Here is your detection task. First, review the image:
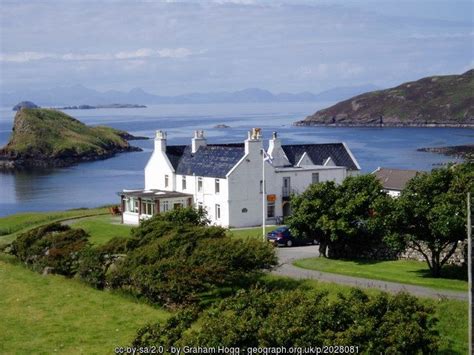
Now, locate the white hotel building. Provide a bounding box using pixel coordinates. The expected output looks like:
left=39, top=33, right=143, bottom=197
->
left=120, top=128, right=360, bottom=227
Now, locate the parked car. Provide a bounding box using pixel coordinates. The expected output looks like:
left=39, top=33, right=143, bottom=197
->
left=266, top=226, right=318, bottom=247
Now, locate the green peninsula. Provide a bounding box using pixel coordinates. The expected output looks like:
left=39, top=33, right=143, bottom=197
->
left=0, top=108, right=145, bottom=169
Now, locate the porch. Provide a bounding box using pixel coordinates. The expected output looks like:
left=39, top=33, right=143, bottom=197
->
left=119, top=189, right=194, bottom=225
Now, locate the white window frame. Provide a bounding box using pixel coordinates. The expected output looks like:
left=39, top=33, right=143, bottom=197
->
left=182, top=176, right=186, bottom=190
left=267, top=202, right=275, bottom=218
left=215, top=178, right=220, bottom=194
left=165, top=174, right=169, bottom=188
left=198, top=177, right=203, bottom=192
left=162, top=200, right=169, bottom=212
left=312, top=172, right=320, bottom=184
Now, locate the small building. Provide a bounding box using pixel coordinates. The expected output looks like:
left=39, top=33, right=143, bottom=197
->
left=120, top=128, right=361, bottom=227
left=372, top=167, right=419, bottom=197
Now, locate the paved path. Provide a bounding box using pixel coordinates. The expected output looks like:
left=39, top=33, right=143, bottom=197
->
left=273, top=245, right=468, bottom=301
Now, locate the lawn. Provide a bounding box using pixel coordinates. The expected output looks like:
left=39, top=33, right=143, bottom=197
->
left=71, top=215, right=133, bottom=245
left=0, top=254, right=170, bottom=354
left=227, top=225, right=276, bottom=240
left=294, top=257, right=467, bottom=292
left=0, top=207, right=109, bottom=243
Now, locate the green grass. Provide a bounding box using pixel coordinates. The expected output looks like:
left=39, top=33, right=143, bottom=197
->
left=0, top=207, right=109, bottom=241
left=227, top=226, right=276, bottom=240
left=71, top=215, right=133, bottom=245
left=0, top=254, right=170, bottom=354
left=294, top=257, right=467, bottom=292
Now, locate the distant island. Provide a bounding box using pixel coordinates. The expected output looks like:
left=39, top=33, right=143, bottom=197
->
left=214, top=124, right=231, bottom=129
left=0, top=108, right=147, bottom=169
left=58, top=104, right=147, bottom=110
left=12, top=101, right=39, bottom=111
left=295, top=70, right=474, bottom=127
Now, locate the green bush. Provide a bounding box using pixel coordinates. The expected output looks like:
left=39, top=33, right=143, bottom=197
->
left=134, top=288, right=439, bottom=354
left=76, top=247, right=110, bottom=289
left=97, top=236, right=129, bottom=254
left=9, top=223, right=89, bottom=276
left=109, top=223, right=277, bottom=306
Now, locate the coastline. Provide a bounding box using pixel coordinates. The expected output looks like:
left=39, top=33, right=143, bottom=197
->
left=293, top=121, right=474, bottom=128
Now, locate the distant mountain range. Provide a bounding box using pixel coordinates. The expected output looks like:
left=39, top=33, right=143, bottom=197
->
left=0, top=84, right=379, bottom=107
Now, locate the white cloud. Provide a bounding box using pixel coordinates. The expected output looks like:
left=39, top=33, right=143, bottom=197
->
left=0, top=48, right=198, bottom=63
left=295, top=62, right=364, bottom=79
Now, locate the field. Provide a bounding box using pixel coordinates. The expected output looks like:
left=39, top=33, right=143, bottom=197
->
left=0, top=254, right=169, bottom=355
left=0, top=212, right=468, bottom=354
left=294, top=257, right=467, bottom=292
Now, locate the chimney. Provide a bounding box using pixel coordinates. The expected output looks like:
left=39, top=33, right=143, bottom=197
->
left=155, top=130, right=167, bottom=151
left=268, top=131, right=289, bottom=167
left=245, top=128, right=263, bottom=155
left=192, top=130, right=206, bottom=153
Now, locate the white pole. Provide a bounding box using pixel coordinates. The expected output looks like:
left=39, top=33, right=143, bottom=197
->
left=262, top=148, right=266, bottom=241
left=468, top=191, right=472, bottom=355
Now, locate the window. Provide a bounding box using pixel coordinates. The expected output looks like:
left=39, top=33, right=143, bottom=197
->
left=198, top=177, right=203, bottom=192
left=259, top=180, right=263, bottom=193
left=215, top=204, right=221, bottom=219
left=162, top=200, right=169, bottom=212
left=215, top=179, right=220, bottom=194
left=267, top=202, right=275, bottom=218
left=312, top=172, right=319, bottom=184
left=182, top=176, right=186, bottom=190
left=165, top=175, right=169, bottom=188
left=134, top=199, right=139, bottom=213
left=173, top=203, right=183, bottom=209
left=142, top=201, right=155, bottom=216
left=198, top=202, right=203, bottom=212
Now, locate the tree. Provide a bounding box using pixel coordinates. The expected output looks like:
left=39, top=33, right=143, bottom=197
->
left=288, top=175, right=392, bottom=258
left=387, top=163, right=473, bottom=277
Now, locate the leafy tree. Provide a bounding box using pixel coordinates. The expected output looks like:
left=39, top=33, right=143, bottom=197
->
left=288, top=175, right=392, bottom=258
left=134, top=287, right=439, bottom=354
left=387, top=163, right=473, bottom=277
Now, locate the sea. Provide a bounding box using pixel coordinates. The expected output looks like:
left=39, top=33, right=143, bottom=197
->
left=0, top=102, right=472, bottom=217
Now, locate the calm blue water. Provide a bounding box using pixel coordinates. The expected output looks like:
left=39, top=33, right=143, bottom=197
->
left=0, top=103, right=472, bottom=217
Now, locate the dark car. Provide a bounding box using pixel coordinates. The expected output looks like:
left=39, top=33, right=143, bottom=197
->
left=266, top=226, right=318, bottom=247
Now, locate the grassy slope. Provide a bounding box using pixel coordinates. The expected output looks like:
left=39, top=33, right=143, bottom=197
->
left=0, top=207, right=109, bottom=241
left=304, top=69, right=474, bottom=124
left=71, top=215, right=134, bottom=245
left=294, top=257, right=467, bottom=292
left=1, top=108, right=131, bottom=158
left=0, top=255, right=169, bottom=355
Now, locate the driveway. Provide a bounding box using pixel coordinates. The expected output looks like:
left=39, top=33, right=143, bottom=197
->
left=273, top=245, right=468, bottom=301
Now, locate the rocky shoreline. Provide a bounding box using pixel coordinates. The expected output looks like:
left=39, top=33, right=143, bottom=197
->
left=294, top=121, right=474, bottom=128
left=0, top=145, right=142, bottom=170
left=417, top=144, right=474, bottom=159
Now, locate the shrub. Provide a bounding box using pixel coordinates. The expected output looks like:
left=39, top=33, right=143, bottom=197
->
left=76, top=247, right=110, bottom=289
left=134, top=288, right=439, bottom=354
left=108, top=223, right=277, bottom=306
left=97, top=236, right=129, bottom=254
left=10, top=223, right=89, bottom=276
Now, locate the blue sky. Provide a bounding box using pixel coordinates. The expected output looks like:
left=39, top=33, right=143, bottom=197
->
left=1, top=0, right=473, bottom=95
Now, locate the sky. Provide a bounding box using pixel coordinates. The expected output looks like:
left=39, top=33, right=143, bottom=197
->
left=0, top=0, right=473, bottom=95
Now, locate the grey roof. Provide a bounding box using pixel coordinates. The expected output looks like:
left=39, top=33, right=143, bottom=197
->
left=121, top=189, right=193, bottom=200
left=373, top=168, right=419, bottom=191
left=167, top=144, right=245, bottom=178
left=165, top=142, right=359, bottom=178
left=281, top=143, right=359, bottom=170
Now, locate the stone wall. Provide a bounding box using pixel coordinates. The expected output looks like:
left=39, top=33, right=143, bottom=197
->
left=399, top=241, right=467, bottom=266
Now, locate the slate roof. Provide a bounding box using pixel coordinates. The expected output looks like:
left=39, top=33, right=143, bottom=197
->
left=165, top=142, right=359, bottom=178
left=166, top=144, right=245, bottom=178
left=121, top=189, right=193, bottom=200
left=281, top=143, right=359, bottom=170
left=373, top=168, right=419, bottom=191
